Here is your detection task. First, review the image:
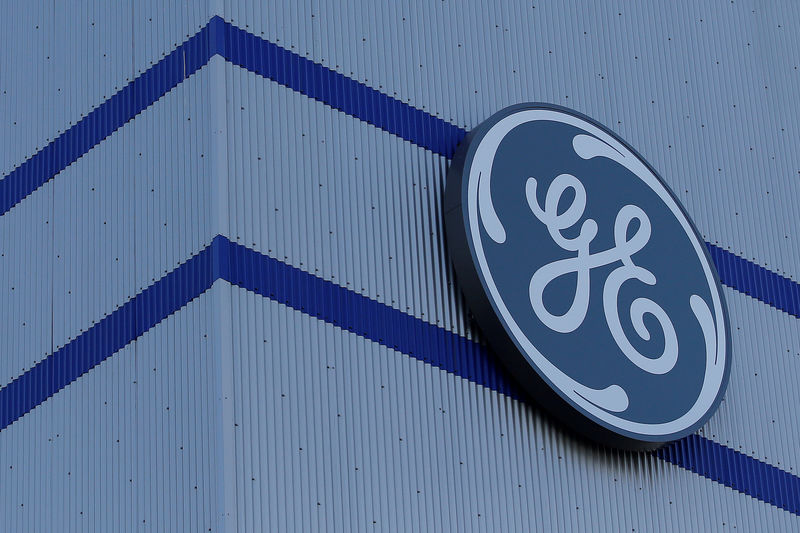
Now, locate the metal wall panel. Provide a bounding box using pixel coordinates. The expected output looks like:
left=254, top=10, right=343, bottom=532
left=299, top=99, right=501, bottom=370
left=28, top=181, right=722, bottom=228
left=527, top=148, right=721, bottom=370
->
left=0, top=3, right=225, bottom=531
left=221, top=63, right=800, bottom=477
left=222, top=63, right=466, bottom=340
left=0, top=69, right=216, bottom=390
left=52, top=70, right=215, bottom=356
left=226, top=283, right=796, bottom=532
left=0, top=293, right=221, bottom=532
left=704, top=287, right=800, bottom=470
left=0, top=179, right=54, bottom=387
left=225, top=0, right=800, bottom=281
left=0, top=1, right=212, bottom=176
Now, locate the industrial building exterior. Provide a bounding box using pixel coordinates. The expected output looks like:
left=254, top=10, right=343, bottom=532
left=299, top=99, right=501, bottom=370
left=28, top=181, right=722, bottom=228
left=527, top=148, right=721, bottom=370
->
left=1, top=2, right=799, bottom=531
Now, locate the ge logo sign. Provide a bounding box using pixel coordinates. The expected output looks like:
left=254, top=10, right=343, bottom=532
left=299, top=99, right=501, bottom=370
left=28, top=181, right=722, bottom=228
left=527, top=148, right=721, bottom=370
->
left=444, top=103, right=731, bottom=449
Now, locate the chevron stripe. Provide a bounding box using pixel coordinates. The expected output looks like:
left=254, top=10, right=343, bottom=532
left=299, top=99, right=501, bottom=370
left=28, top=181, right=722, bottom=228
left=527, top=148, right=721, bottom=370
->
left=1, top=16, right=799, bottom=515
left=0, top=235, right=798, bottom=515
left=0, top=22, right=213, bottom=215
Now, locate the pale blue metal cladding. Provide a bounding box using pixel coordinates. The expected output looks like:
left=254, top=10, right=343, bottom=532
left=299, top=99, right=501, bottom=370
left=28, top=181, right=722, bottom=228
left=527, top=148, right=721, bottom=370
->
left=0, top=1, right=797, bottom=523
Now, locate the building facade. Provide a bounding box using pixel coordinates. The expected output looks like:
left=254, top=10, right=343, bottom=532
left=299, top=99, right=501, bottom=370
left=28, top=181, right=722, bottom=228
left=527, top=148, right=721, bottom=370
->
left=1, top=2, right=799, bottom=531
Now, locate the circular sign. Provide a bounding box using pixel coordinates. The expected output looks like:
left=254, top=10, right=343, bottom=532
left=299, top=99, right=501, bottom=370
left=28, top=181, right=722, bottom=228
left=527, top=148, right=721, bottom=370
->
left=444, top=103, right=731, bottom=449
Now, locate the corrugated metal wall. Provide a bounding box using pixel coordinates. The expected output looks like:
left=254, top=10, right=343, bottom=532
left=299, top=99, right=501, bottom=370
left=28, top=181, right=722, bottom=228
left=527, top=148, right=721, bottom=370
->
left=0, top=3, right=222, bottom=532
left=1, top=1, right=799, bottom=531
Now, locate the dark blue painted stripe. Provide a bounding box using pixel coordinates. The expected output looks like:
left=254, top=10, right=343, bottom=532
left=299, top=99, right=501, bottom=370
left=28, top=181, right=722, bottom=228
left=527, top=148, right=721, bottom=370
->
left=1, top=235, right=798, bottom=515
left=0, top=21, right=214, bottom=216
left=212, top=17, right=464, bottom=158
left=2, top=16, right=798, bottom=319
left=0, top=243, right=216, bottom=430
left=658, top=435, right=800, bottom=514
left=217, top=236, right=517, bottom=397
left=707, top=243, right=800, bottom=318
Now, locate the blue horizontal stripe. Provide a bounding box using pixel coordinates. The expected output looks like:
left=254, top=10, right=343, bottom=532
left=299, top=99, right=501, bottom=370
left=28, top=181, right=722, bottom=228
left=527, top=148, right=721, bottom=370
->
left=1, top=236, right=798, bottom=515
left=1, top=16, right=799, bottom=514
